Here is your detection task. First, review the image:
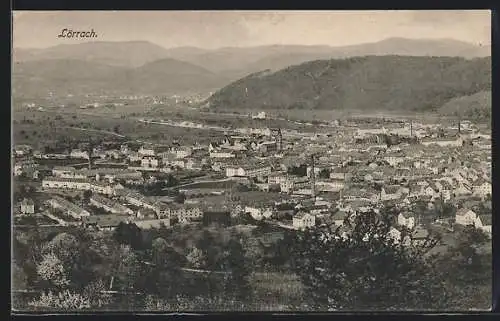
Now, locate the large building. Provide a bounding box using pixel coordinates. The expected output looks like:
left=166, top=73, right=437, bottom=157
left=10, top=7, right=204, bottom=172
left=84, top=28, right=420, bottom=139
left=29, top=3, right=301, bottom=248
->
left=280, top=176, right=310, bottom=193
left=42, top=177, right=91, bottom=191
left=225, top=163, right=272, bottom=178
left=89, top=194, right=134, bottom=215
left=47, top=196, right=90, bottom=219
left=293, top=212, right=316, bottom=230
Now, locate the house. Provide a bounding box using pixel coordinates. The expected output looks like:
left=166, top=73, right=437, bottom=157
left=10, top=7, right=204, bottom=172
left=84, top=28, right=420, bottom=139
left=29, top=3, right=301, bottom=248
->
left=244, top=206, right=273, bottom=221
left=472, top=179, right=491, bottom=199
left=421, top=137, right=463, bottom=147
left=47, top=196, right=90, bottom=219
left=329, top=170, right=347, bottom=180
left=115, top=188, right=158, bottom=212
left=306, top=204, right=330, bottom=215
left=225, top=163, right=272, bottom=178
left=384, top=153, right=406, bottom=167
left=454, top=182, right=473, bottom=196
left=343, top=199, right=374, bottom=214
left=141, top=156, right=161, bottom=169
left=268, top=172, right=288, bottom=185
left=14, top=145, right=33, bottom=157
left=230, top=204, right=244, bottom=218
left=474, top=214, right=492, bottom=236
left=82, top=215, right=128, bottom=231
left=171, top=146, right=192, bottom=159
left=397, top=212, right=416, bottom=230
left=280, top=176, right=310, bottom=193
left=89, top=194, right=134, bottom=215
left=293, top=212, right=316, bottom=230
left=169, top=204, right=203, bottom=223
left=423, top=184, right=439, bottom=198
left=343, top=188, right=377, bottom=203
left=137, top=208, right=157, bottom=219
left=210, top=151, right=235, bottom=159
left=315, top=180, right=345, bottom=192
left=89, top=181, right=115, bottom=196
left=70, top=149, right=90, bottom=159
left=258, top=141, right=278, bottom=154
left=138, top=145, right=158, bottom=157
left=434, top=180, right=453, bottom=201
left=20, top=198, right=35, bottom=214
left=455, top=208, right=478, bottom=226
left=42, top=177, right=91, bottom=191
left=133, top=218, right=171, bottom=229
left=52, top=166, right=76, bottom=177
left=411, top=226, right=429, bottom=246
left=387, top=227, right=411, bottom=246
left=252, top=111, right=266, bottom=120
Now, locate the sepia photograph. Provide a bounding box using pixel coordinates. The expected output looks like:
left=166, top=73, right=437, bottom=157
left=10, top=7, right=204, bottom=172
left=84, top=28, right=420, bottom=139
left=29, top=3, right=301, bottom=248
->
left=11, top=10, right=492, bottom=312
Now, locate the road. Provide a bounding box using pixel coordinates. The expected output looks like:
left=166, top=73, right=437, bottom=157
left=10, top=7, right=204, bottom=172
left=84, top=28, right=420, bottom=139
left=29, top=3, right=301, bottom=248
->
left=163, top=177, right=237, bottom=190
left=62, top=126, right=126, bottom=138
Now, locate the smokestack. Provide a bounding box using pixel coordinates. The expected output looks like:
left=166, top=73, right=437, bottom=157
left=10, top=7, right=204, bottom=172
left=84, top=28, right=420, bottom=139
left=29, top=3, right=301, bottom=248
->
left=410, top=120, right=413, bottom=137
left=311, top=154, right=316, bottom=201
left=88, top=143, right=93, bottom=170
left=278, top=128, right=282, bottom=151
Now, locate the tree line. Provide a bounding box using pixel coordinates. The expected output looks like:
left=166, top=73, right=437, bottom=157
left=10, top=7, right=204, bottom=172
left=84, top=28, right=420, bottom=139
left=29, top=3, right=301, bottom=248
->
left=12, top=205, right=491, bottom=311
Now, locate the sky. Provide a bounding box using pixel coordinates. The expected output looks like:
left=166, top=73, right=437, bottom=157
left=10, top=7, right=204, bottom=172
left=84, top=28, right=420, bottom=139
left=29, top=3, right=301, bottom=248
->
left=12, top=10, right=491, bottom=49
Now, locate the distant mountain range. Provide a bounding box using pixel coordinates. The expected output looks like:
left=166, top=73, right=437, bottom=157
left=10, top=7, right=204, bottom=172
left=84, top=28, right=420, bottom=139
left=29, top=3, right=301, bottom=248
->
left=12, top=57, right=230, bottom=97
left=13, top=41, right=171, bottom=68
left=12, top=38, right=491, bottom=97
left=207, top=56, right=491, bottom=114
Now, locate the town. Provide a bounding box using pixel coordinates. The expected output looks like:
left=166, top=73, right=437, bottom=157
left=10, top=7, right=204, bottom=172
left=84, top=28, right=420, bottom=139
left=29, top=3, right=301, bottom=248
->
left=13, top=115, right=491, bottom=238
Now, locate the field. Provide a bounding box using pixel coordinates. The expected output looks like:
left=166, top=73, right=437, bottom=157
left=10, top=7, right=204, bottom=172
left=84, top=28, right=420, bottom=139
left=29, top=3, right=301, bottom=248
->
left=249, top=272, right=305, bottom=308
left=12, top=108, right=224, bottom=148
left=14, top=214, right=60, bottom=226
left=178, top=180, right=240, bottom=190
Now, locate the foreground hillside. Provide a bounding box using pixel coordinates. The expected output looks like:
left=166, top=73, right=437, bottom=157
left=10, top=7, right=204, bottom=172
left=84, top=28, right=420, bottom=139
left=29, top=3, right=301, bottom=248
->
left=207, top=56, right=491, bottom=113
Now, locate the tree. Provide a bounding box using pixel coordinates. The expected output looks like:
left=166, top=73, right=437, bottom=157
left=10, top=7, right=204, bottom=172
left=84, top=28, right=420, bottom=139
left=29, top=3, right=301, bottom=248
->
left=114, top=222, right=144, bottom=250
left=186, top=247, right=206, bottom=269
left=220, top=239, right=251, bottom=300
left=288, top=164, right=307, bottom=177
left=175, top=193, right=186, bottom=204
left=435, top=199, right=456, bottom=219
left=36, top=252, right=70, bottom=288
left=287, top=209, right=447, bottom=310
left=116, top=247, right=144, bottom=290
left=151, top=237, right=169, bottom=267
left=12, top=263, right=28, bottom=290
left=83, top=190, right=92, bottom=202
left=29, top=290, right=91, bottom=310
left=43, top=233, right=80, bottom=267
left=83, top=279, right=113, bottom=308
left=430, top=225, right=491, bottom=310
left=243, top=239, right=265, bottom=269
left=318, top=169, right=330, bottom=179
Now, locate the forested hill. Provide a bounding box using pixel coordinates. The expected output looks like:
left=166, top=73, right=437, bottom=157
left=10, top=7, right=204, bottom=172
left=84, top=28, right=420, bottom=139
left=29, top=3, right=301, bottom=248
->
left=438, top=90, right=491, bottom=121
left=206, top=56, right=491, bottom=113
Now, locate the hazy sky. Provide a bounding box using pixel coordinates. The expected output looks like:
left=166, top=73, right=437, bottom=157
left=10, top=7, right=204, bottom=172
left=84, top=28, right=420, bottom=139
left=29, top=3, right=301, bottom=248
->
left=13, top=10, right=491, bottom=49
